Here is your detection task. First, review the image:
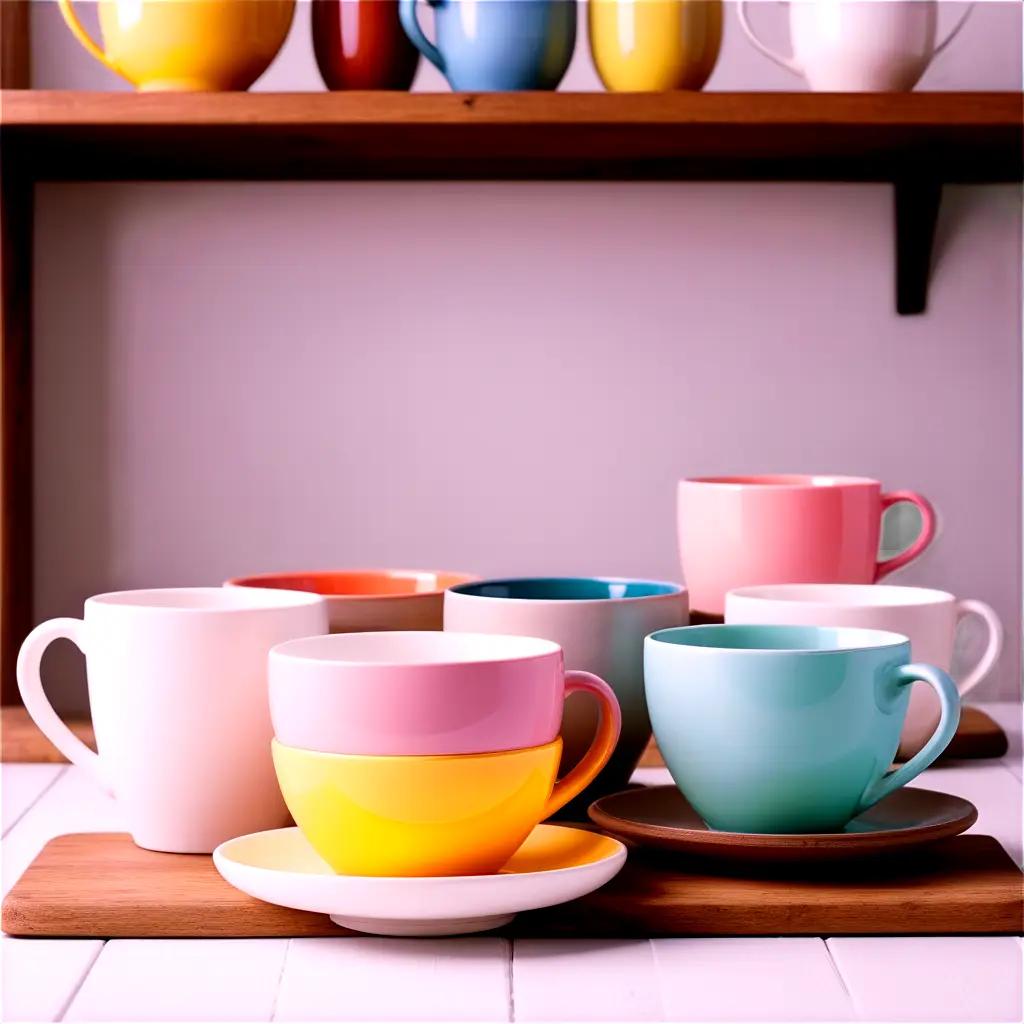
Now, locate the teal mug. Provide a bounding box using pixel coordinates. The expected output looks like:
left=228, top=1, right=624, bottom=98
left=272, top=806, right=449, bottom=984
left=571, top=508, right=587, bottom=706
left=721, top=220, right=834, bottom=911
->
left=644, top=625, right=960, bottom=834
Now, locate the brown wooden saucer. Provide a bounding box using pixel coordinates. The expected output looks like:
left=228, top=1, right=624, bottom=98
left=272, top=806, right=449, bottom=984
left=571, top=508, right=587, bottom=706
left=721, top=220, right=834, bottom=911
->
left=588, top=785, right=978, bottom=864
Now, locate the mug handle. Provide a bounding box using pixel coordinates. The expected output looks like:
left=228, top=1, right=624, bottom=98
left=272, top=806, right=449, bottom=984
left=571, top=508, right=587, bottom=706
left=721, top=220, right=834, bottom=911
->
left=736, top=1, right=801, bottom=75
left=874, top=491, right=936, bottom=580
left=935, top=3, right=974, bottom=57
left=56, top=0, right=122, bottom=78
left=17, top=618, right=109, bottom=793
left=543, top=670, right=622, bottom=818
left=955, top=598, right=1003, bottom=696
left=399, top=0, right=446, bottom=74
left=855, top=663, right=959, bottom=814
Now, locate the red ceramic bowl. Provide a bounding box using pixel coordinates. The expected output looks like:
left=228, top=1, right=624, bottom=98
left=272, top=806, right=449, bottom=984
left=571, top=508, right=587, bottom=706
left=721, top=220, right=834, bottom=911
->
left=225, top=570, right=477, bottom=633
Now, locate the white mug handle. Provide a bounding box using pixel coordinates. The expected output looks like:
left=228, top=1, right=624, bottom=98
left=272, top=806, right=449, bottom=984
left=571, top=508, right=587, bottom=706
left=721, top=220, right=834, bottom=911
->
left=736, top=0, right=801, bottom=75
left=954, top=598, right=1003, bottom=697
left=934, top=3, right=973, bottom=57
left=17, top=618, right=109, bottom=793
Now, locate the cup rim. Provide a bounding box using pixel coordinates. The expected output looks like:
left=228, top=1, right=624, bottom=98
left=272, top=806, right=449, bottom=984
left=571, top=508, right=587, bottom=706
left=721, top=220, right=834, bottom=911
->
left=225, top=569, right=478, bottom=600
left=85, top=587, right=325, bottom=614
left=726, top=583, right=955, bottom=608
left=679, top=474, right=880, bottom=489
left=647, top=623, right=909, bottom=654
left=271, top=630, right=562, bottom=667
left=447, top=576, right=686, bottom=604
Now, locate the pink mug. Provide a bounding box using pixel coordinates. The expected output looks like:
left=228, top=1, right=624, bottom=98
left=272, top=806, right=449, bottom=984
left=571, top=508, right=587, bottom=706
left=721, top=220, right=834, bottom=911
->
left=678, top=475, right=936, bottom=615
left=269, top=630, right=622, bottom=758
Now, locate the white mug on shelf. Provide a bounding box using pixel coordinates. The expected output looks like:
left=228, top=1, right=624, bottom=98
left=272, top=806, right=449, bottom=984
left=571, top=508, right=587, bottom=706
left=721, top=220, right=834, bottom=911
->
left=737, top=0, right=973, bottom=92
left=725, top=583, right=1002, bottom=759
left=17, top=587, right=328, bottom=853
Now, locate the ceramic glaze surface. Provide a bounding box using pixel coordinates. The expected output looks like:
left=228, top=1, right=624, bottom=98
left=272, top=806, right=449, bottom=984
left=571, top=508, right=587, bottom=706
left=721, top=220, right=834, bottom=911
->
left=644, top=625, right=960, bottom=833
left=738, top=0, right=972, bottom=92
left=677, top=476, right=936, bottom=615
left=726, top=584, right=1003, bottom=759
left=269, top=630, right=620, bottom=756
left=58, top=0, right=296, bottom=91
left=399, top=0, right=576, bottom=91
left=589, top=0, right=722, bottom=91
left=445, top=578, right=687, bottom=805
left=312, top=0, right=419, bottom=90
left=226, top=569, right=475, bottom=633
left=213, top=823, right=626, bottom=936
left=273, top=738, right=587, bottom=876
left=16, top=588, right=328, bottom=853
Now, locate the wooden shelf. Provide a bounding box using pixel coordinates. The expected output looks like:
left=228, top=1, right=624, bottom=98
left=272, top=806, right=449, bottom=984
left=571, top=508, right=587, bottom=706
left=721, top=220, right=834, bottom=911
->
left=2, top=90, right=1021, bottom=182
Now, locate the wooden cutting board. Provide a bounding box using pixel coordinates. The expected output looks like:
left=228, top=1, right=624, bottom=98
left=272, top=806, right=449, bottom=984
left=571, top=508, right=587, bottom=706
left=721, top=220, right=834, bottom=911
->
left=4, top=832, right=1021, bottom=938
left=639, top=705, right=1008, bottom=768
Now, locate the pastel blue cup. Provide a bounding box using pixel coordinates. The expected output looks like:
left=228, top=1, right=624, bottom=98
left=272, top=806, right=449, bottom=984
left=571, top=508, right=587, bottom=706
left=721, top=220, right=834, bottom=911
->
left=399, top=0, right=576, bottom=91
left=644, top=625, right=960, bottom=834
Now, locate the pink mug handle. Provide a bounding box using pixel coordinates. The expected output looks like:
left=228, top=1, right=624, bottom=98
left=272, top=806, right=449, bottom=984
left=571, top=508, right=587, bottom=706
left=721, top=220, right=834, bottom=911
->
left=875, top=491, right=936, bottom=580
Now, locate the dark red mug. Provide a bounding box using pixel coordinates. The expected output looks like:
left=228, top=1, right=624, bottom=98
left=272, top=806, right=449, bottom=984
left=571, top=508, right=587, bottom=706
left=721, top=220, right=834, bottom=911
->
left=312, top=0, right=420, bottom=90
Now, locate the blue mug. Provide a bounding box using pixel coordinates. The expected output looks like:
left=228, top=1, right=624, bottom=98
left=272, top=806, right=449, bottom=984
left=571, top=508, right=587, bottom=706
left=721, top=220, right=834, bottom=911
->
left=644, top=624, right=960, bottom=834
left=399, top=0, right=576, bottom=91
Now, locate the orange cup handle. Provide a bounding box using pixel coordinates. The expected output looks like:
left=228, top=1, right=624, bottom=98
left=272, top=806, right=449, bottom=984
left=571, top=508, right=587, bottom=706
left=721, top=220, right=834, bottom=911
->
left=543, top=670, right=622, bottom=818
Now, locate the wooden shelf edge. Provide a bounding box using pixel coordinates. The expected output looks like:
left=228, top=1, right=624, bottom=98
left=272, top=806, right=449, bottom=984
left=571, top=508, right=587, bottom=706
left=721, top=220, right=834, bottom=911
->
left=3, top=90, right=1022, bottom=129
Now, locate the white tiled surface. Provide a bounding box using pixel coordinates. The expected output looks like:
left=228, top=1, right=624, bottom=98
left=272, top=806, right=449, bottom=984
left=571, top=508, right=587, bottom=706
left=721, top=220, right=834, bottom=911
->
left=826, top=937, right=1024, bottom=1023
left=2, top=703, right=1020, bottom=1022
left=64, top=940, right=289, bottom=1022
left=513, top=939, right=662, bottom=1021
left=0, top=938, right=102, bottom=1022
left=275, top=938, right=512, bottom=1022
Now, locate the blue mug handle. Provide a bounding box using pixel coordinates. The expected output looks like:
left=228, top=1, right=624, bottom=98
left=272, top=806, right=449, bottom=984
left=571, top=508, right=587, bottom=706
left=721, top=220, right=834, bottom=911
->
left=399, top=0, right=445, bottom=74
left=855, top=663, right=960, bottom=814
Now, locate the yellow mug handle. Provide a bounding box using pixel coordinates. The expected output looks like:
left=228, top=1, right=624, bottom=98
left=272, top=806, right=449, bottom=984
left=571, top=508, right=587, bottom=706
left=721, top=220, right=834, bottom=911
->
left=57, top=0, right=122, bottom=77
left=543, top=670, right=622, bottom=818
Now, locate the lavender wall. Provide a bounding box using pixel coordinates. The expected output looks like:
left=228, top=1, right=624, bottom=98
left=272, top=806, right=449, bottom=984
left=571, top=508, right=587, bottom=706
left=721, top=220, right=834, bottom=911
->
left=31, top=2, right=1022, bottom=710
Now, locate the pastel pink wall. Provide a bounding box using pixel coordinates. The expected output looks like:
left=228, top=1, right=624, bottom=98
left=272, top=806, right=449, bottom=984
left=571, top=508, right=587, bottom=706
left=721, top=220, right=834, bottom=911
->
left=30, top=2, right=1022, bottom=710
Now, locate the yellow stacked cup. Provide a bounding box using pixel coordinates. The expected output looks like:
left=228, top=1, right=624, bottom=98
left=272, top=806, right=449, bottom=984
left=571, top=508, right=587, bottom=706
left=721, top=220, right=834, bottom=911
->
left=268, top=631, right=622, bottom=876
left=589, top=0, right=722, bottom=92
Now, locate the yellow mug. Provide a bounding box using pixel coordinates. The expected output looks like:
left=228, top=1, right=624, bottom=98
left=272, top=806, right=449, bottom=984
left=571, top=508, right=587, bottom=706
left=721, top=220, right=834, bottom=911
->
left=589, top=0, right=722, bottom=92
left=272, top=736, right=615, bottom=876
left=57, top=0, right=296, bottom=91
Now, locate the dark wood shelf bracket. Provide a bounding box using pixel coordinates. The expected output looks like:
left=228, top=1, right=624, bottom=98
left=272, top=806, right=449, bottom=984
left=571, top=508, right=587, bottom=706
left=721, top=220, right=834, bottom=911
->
left=895, top=178, right=943, bottom=316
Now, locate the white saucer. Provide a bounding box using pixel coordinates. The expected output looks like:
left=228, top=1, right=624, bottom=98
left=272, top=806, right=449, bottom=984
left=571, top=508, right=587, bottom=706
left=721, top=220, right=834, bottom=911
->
left=213, top=823, right=626, bottom=936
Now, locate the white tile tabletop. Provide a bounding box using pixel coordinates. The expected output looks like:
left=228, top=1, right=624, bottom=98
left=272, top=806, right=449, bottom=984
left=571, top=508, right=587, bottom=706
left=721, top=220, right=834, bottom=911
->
left=2, top=702, right=1020, bottom=1022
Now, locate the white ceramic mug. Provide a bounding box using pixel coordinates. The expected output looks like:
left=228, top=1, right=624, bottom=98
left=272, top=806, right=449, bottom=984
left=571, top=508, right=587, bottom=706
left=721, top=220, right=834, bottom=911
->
left=725, top=584, right=1002, bottom=758
left=737, top=0, right=972, bottom=92
left=17, top=588, right=328, bottom=853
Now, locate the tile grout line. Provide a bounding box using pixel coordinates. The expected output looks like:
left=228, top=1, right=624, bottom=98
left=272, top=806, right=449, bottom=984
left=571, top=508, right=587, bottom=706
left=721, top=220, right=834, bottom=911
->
left=2, top=765, right=69, bottom=839
left=646, top=938, right=671, bottom=1022
left=506, top=938, right=515, bottom=1022
left=822, top=938, right=862, bottom=1022
left=56, top=938, right=107, bottom=1022
left=269, top=937, right=293, bottom=1022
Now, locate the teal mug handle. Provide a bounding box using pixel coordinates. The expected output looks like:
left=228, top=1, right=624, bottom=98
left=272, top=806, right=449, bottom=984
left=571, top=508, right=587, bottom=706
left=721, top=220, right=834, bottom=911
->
left=856, top=663, right=960, bottom=814
left=399, top=0, right=445, bottom=73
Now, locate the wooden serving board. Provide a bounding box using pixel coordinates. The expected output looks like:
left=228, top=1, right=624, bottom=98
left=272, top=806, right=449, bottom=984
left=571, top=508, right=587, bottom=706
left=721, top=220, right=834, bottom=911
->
left=4, top=832, right=1021, bottom=939
left=640, top=705, right=1008, bottom=769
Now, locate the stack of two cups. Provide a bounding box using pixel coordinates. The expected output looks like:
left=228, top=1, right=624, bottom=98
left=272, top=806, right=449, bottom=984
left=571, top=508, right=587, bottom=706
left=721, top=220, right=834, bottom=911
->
left=269, top=631, right=623, bottom=877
